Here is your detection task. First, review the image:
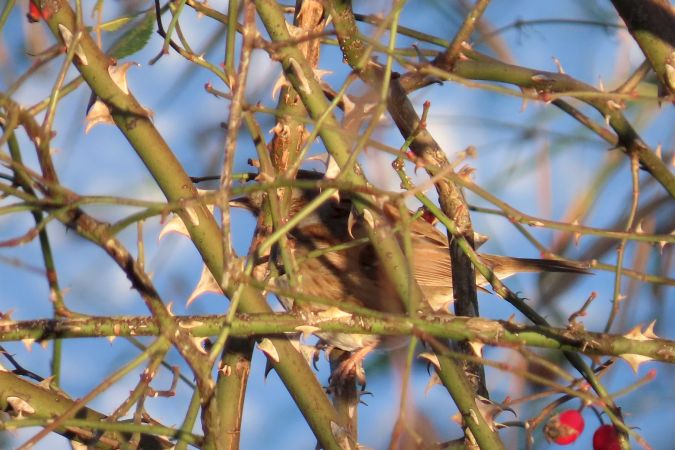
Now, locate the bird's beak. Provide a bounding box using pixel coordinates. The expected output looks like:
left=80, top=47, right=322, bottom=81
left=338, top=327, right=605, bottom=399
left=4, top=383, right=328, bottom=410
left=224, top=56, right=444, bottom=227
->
left=228, top=196, right=255, bottom=212
left=228, top=190, right=266, bottom=214
left=229, top=197, right=253, bottom=211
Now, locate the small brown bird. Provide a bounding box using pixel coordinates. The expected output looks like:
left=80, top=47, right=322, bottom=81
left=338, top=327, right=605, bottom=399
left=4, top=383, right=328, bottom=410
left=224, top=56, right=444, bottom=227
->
left=231, top=173, right=589, bottom=378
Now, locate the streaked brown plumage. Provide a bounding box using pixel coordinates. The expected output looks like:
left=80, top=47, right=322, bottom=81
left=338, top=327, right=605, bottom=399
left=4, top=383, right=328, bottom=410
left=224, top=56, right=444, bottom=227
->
left=232, top=175, right=589, bottom=352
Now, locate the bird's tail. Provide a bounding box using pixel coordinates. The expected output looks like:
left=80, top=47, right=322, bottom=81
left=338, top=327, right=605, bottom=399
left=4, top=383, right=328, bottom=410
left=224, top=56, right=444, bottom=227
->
left=483, top=255, right=592, bottom=276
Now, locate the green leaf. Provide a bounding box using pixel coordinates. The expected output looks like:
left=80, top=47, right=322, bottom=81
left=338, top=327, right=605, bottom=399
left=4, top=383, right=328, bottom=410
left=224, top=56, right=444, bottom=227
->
left=99, top=16, right=135, bottom=32
left=107, top=10, right=155, bottom=59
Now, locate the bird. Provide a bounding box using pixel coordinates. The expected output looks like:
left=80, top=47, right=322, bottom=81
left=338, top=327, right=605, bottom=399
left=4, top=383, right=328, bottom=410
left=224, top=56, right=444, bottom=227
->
left=230, top=172, right=590, bottom=383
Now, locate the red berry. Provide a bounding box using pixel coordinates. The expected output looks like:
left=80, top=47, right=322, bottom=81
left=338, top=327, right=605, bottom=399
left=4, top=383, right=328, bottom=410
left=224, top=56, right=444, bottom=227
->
left=27, top=2, right=42, bottom=22
left=544, top=409, right=585, bottom=445
left=593, top=424, right=621, bottom=450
